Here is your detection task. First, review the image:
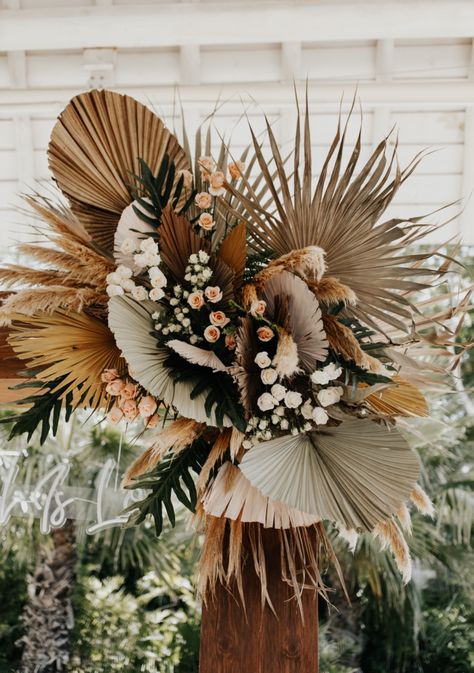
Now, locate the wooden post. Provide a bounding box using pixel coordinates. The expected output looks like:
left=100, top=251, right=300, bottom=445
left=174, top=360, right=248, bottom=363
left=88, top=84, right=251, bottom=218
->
left=200, top=526, right=319, bottom=673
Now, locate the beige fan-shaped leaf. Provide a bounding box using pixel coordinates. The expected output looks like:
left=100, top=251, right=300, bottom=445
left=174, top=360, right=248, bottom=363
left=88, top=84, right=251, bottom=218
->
left=166, top=339, right=227, bottom=372
left=114, top=201, right=154, bottom=268
left=8, top=311, right=125, bottom=409
left=203, top=462, right=320, bottom=529
left=261, top=271, right=328, bottom=370
left=48, top=90, right=188, bottom=250
left=364, top=377, right=429, bottom=417
left=240, top=418, right=420, bottom=531
left=108, top=295, right=232, bottom=426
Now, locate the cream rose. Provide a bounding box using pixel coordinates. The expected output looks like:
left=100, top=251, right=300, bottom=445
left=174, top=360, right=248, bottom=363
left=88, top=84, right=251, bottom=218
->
left=324, top=362, right=342, bottom=381
left=198, top=212, right=215, bottom=231
left=106, top=379, right=125, bottom=396
left=317, top=386, right=343, bottom=407
left=284, top=391, right=303, bottom=409
left=301, top=399, right=313, bottom=420
left=257, top=392, right=277, bottom=412
left=138, top=395, right=158, bottom=418
left=310, top=369, right=330, bottom=385
left=120, top=382, right=138, bottom=400
left=209, top=311, right=229, bottom=327
left=228, top=161, right=245, bottom=180
left=122, top=399, right=138, bottom=421
left=254, top=351, right=272, bottom=368
left=312, top=407, right=329, bottom=425
left=195, top=192, right=212, bottom=209
left=204, top=325, right=221, bottom=343
left=106, top=406, right=123, bottom=424
left=120, top=238, right=136, bottom=255
left=149, top=267, right=167, bottom=287
left=188, top=290, right=205, bottom=309
left=250, top=300, right=266, bottom=317
left=204, top=286, right=223, bottom=303
left=261, top=368, right=278, bottom=385
left=209, top=171, right=226, bottom=196
left=131, top=286, right=148, bottom=301
left=107, top=284, right=124, bottom=298
left=257, top=326, right=274, bottom=342
left=270, top=384, right=286, bottom=401
left=177, top=169, right=193, bottom=188
left=149, top=288, right=165, bottom=301
left=101, top=368, right=119, bottom=383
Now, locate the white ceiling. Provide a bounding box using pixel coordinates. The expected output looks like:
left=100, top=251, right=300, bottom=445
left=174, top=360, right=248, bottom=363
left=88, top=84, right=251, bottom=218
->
left=0, top=0, right=473, bottom=252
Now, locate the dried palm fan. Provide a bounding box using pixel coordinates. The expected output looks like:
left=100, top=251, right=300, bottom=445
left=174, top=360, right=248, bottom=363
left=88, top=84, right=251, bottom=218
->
left=363, top=377, right=429, bottom=417
left=48, top=89, right=189, bottom=251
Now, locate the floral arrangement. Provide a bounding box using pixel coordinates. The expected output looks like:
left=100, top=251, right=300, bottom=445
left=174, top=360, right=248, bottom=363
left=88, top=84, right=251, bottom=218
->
left=0, top=90, right=469, bottom=605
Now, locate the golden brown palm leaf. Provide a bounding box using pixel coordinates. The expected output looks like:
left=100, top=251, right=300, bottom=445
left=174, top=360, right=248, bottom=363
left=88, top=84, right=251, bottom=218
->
left=8, top=311, right=124, bottom=408
left=364, top=377, right=429, bottom=417
left=224, top=98, right=443, bottom=332
left=48, top=89, right=189, bottom=251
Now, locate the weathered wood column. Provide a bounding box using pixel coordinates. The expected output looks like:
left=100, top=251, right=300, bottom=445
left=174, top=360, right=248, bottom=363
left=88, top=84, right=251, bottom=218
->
left=200, top=526, right=319, bottom=673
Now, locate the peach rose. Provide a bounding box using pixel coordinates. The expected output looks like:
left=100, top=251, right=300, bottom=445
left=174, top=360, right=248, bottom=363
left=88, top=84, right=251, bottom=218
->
left=188, top=290, right=205, bottom=310
left=106, top=406, right=123, bottom=424
left=204, top=325, right=221, bottom=343
left=195, top=192, right=212, bottom=209
left=120, top=382, right=138, bottom=400
left=198, top=212, right=215, bottom=231
left=106, top=379, right=125, bottom=396
left=204, top=286, right=223, bottom=303
left=146, top=413, right=160, bottom=429
left=225, top=334, right=236, bottom=350
left=209, top=171, right=226, bottom=196
left=257, top=326, right=274, bottom=341
left=122, top=399, right=138, bottom=422
left=177, top=169, right=193, bottom=188
left=250, top=300, right=266, bottom=317
left=209, top=310, right=229, bottom=327
left=138, top=395, right=158, bottom=418
left=228, top=161, right=245, bottom=180
left=101, top=368, right=119, bottom=383
left=199, top=156, right=215, bottom=173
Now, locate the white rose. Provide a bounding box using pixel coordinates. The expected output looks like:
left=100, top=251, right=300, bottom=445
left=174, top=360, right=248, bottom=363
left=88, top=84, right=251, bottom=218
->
left=116, top=265, right=133, bottom=279
left=149, top=287, right=165, bottom=301
left=275, top=406, right=285, bottom=417
left=312, top=407, right=329, bottom=425
left=120, top=238, right=136, bottom=255
left=121, top=278, right=136, bottom=292
left=280, top=418, right=289, bottom=430
left=270, top=384, right=286, bottom=401
left=261, top=368, right=278, bottom=385
left=317, top=386, right=343, bottom=407
left=182, top=318, right=191, bottom=327
left=284, top=391, right=303, bottom=409
left=131, top=286, right=148, bottom=301
left=143, top=252, right=161, bottom=267
left=107, top=284, right=124, bottom=297
left=199, top=250, right=210, bottom=263
left=133, top=253, right=148, bottom=268
left=149, top=268, right=167, bottom=288
left=254, top=351, right=272, bottom=368
left=140, top=237, right=158, bottom=254
left=202, top=267, right=213, bottom=279
left=310, top=369, right=330, bottom=385
left=301, top=399, right=313, bottom=420
left=324, top=363, right=343, bottom=381
left=189, top=254, right=198, bottom=264
left=257, top=392, right=277, bottom=412
left=106, top=271, right=121, bottom=285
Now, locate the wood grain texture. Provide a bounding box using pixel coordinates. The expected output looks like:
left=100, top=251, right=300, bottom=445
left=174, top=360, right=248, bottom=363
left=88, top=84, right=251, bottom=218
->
left=200, top=525, right=319, bottom=673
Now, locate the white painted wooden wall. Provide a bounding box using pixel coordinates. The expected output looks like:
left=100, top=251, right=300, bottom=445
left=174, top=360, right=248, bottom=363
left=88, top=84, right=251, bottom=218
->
left=0, top=0, right=473, bottom=253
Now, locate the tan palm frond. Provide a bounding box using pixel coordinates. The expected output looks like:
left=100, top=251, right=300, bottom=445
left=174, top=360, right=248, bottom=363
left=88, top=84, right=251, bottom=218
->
left=240, top=418, right=420, bottom=531
left=203, top=462, right=320, bottom=529
left=224, top=98, right=442, bottom=332
left=218, top=222, right=247, bottom=291
left=364, top=377, right=429, bottom=417
left=48, top=89, right=189, bottom=251
left=8, top=311, right=125, bottom=408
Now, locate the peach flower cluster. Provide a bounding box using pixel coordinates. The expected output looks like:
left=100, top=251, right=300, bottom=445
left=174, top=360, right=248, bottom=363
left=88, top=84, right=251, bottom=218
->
left=102, top=369, right=159, bottom=428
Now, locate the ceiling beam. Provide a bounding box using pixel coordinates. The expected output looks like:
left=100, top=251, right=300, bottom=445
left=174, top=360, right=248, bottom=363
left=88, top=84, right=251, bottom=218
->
left=0, top=80, right=474, bottom=118
left=0, top=2, right=474, bottom=52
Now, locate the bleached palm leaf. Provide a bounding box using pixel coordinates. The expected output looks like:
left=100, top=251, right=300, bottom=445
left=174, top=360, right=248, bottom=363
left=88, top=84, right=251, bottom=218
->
left=108, top=295, right=232, bottom=426
left=166, top=340, right=227, bottom=372
left=203, top=462, right=320, bottom=529
left=8, top=311, right=125, bottom=408
left=261, top=271, right=328, bottom=370
left=240, top=418, right=420, bottom=531
left=48, top=89, right=189, bottom=251
left=114, top=201, right=155, bottom=268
